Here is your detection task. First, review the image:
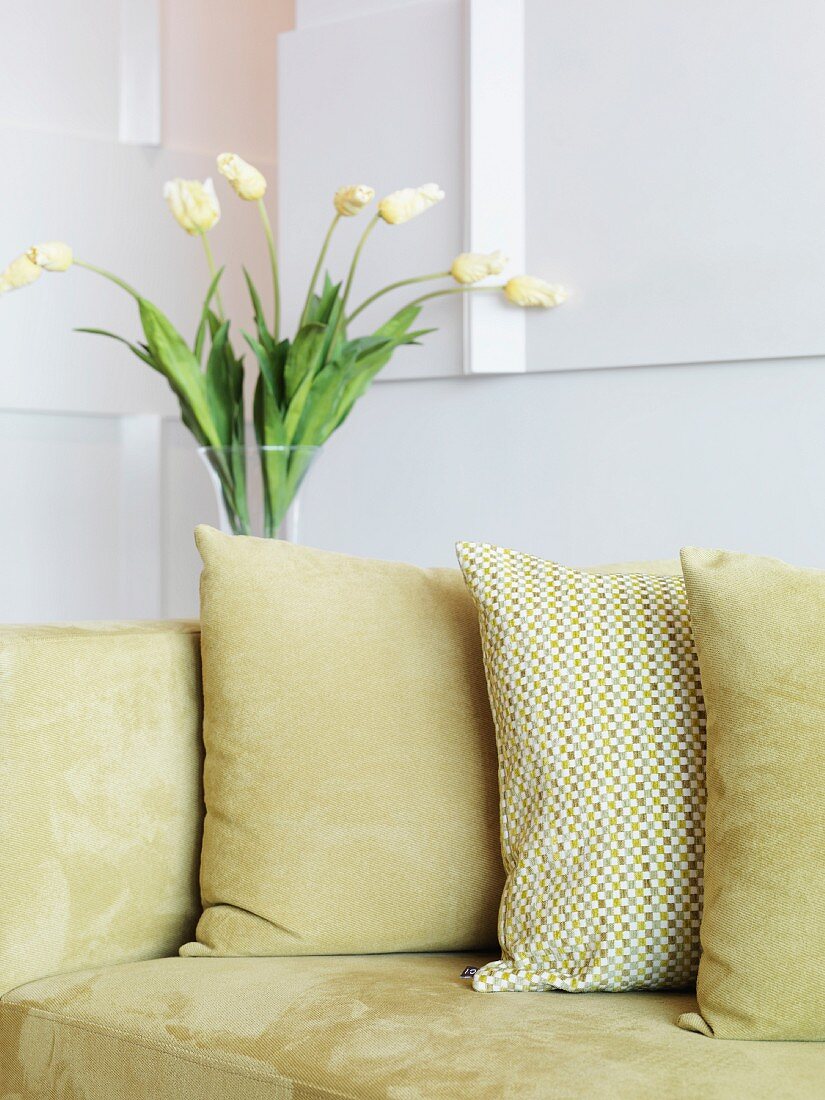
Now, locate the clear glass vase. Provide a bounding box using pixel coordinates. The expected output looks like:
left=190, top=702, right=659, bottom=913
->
left=199, top=445, right=321, bottom=540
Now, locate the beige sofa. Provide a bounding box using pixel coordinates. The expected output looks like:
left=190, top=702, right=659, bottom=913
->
left=1, top=621, right=823, bottom=1099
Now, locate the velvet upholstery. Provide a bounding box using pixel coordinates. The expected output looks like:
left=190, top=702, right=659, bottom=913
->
left=0, top=622, right=203, bottom=999
left=183, top=527, right=506, bottom=958
left=0, top=563, right=680, bottom=999
left=677, top=548, right=825, bottom=1040
left=185, top=531, right=684, bottom=961
left=3, top=953, right=825, bottom=1099
left=3, top=557, right=822, bottom=1096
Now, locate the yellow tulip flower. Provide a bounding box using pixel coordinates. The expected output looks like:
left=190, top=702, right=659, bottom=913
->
left=163, top=178, right=221, bottom=235
left=503, top=276, right=567, bottom=308
left=0, top=254, right=43, bottom=294
left=333, top=184, right=375, bottom=216
left=217, top=153, right=267, bottom=201
left=27, top=241, right=74, bottom=272
left=450, top=250, right=508, bottom=284
left=378, top=183, right=444, bottom=225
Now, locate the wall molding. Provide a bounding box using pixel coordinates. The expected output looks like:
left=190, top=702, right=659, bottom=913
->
left=118, top=0, right=161, bottom=146
left=295, top=0, right=454, bottom=28
left=118, top=414, right=163, bottom=618
left=282, top=0, right=526, bottom=379
left=463, top=0, right=526, bottom=374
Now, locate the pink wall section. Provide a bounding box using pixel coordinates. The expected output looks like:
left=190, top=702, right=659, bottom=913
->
left=162, top=0, right=295, bottom=161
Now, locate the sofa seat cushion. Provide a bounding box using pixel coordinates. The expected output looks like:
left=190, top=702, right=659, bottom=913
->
left=2, top=954, right=823, bottom=1100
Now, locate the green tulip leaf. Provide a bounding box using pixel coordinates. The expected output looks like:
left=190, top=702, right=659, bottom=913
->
left=283, top=323, right=327, bottom=434
left=243, top=331, right=288, bottom=406
left=75, top=327, right=159, bottom=370
left=138, top=296, right=222, bottom=448
left=285, top=322, right=326, bottom=399
left=253, top=373, right=292, bottom=534
left=306, top=273, right=341, bottom=327
left=291, top=360, right=348, bottom=446
left=243, top=267, right=277, bottom=356
left=193, top=266, right=225, bottom=363
left=375, top=304, right=423, bottom=341
left=205, top=320, right=234, bottom=446
left=253, top=373, right=286, bottom=447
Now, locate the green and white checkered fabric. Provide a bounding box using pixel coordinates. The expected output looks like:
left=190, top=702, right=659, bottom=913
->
left=456, top=543, right=706, bottom=993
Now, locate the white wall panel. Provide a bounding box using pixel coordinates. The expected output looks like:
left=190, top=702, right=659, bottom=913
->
left=524, top=0, right=825, bottom=371
left=118, top=415, right=163, bottom=618
left=0, top=412, right=123, bottom=621
left=296, top=0, right=452, bottom=27
left=0, top=1, right=119, bottom=139
left=119, top=0, right=162, bottom=146
left=0, top=0, right=291, bottom=621
left=7, top=347, right=825, bottom=624
left=6, top=0, right=825, bottom=625
left=0, top=410, right=218, bottom=623
left=300, top=355, right=825, bottom=571
left=161, top=418, right=219, bottom=619
left=278, top=0, right=465, bottom=379
left=0, top=128, right=274, bottom=416
left=464, top=0, right=526, bottom=374
left=162, top=0, right=292, bottom=160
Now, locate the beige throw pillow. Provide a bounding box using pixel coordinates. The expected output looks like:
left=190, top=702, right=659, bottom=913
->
left=182, top=527, right=504, bottom=956
left=677, top=548, right=825, bottom=1040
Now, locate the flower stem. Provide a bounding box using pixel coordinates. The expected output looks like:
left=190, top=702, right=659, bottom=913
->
left=341, top=213, right=379, bottom=313
left=200, top=234, right=225, bottom=321
left=327, top=213, right=380, bottom=354
left=300, top=213, right=340, bottom=327
left=347, top=271, right=451, bottom=325
left=74, top=259, right=142, bottom=299
left=257, top=198, right=281, bottom=340
left=405, top=284, right=501, bottom=309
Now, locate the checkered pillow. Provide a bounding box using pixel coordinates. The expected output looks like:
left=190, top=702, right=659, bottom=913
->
left=456, top=543, right=706, bottom=993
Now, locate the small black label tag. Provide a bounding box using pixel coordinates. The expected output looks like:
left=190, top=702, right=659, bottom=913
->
left=460, top=966, right=478, bottom=978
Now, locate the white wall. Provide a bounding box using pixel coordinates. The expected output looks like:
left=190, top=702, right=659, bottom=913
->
left=278, top=0, right=466, bottom=379
left=0, top=0, right=293, bottom=621
left=7, top=349, right=825, bottom=616
left=287, top=0, right=825, bottom=579
left=0, top=412, right=123, bottom=622
left=298, top=354, right=825, bottom=571
left=4, top=0, right=825, bottom=623
left=523, top=0, right=825, bottom=372
left=0, top=0, right=291, bottom=416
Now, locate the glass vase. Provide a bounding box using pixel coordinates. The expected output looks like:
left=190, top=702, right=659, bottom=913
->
left=199, top=445, right=321, bottom=540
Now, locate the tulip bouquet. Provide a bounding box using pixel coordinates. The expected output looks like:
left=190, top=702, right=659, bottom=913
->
left=1, top=154, right=565, bottom=536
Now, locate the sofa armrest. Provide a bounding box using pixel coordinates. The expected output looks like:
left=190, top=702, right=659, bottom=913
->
left=0, top=621, right=204, bottom=997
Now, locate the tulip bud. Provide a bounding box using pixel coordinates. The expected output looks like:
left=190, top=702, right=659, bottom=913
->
left=334, top=184, right=375, bottom=217
left=503, top=276, right=567, bottom=308
left=27, top=241, right=73, bottom=272
left=0, top=253, right=43, bottom=295
left=450, top=250, right=508, bottom=285
left=217, top=153, right=267, bottom=201
left=378, top=183, right=445, bottom=225
left=163, top=178, right=221, bottom=235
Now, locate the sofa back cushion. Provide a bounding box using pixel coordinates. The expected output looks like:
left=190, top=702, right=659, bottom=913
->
left=677, top=548, right=825, bottom=1040
left=0, top=621, right=203, bottom=996
left=183, top=527, right=682, bottom=959
left=182, top=527, right=505, bottom=957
